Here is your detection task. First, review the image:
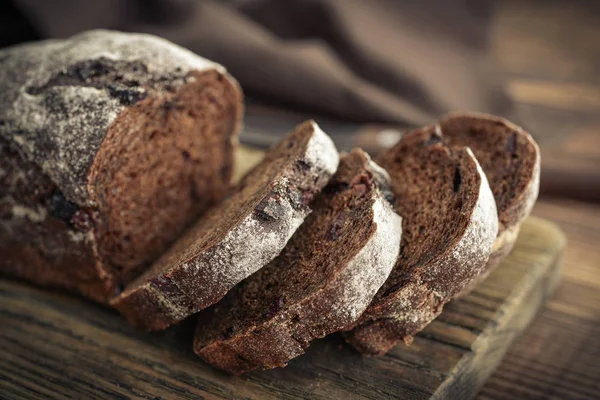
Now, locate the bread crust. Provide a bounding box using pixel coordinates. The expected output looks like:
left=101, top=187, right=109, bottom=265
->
left=345, top=130, right=498, bottom=356
left=0, top=30, right=243, bottom=302
left=194, top=150, right=402, bottom=374
left=112, top=121, right=340, bottom=330
left=0, top=30, right=228, bottom=203
left=438, top=112, right=540, bottom=296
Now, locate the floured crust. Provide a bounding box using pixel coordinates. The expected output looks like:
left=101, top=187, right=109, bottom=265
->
left=438, top=112, right=540, bottom=295
left=0, top=136, right=113, bottom=301
left=112, top=121, right=340, bottom=331
left=0, top=30, right=243, bottom=302
left=0, top=29, right=224, bottom=204
left=345, top=129, right=498, bottom=356
left=193, top=150, right=402, bottom=374
left=457, top=223, right=521, bottom=297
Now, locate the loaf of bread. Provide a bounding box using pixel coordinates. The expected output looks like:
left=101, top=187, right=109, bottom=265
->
left=344, top=125, right=498, bottom=356
left=0, top=30, right=243, bottom=302
left=193, top=149, right=402, bottom=374
left=112, top=120, right=339, bottom=331
left=437, top=112, right=540, bottom=294
left=1, top=30, right=541, bottom=372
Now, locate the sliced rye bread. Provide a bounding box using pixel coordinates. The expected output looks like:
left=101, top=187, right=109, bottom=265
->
left=193, top=149, right=401, bottom=374
left=437, top=112, right=540, bottom=294
left=0, top=30, right=243, bottom=302
left=344, top=125, right=498, bottom=356
left=112, top=120, right=339, bottom=331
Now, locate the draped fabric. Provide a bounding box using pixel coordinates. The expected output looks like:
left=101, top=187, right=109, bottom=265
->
left=11, top=0, right=514, bottom=125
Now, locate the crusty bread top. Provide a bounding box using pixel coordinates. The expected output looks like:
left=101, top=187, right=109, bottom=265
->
left=0, top=30, right=228, bottom=205
left=345, top=125, right=498, bottom=355
left=112, top=121, right=339, bottom=330
left=194, top=149, right=401, bottom=374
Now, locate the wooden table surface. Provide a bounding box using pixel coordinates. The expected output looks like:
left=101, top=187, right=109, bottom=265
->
left=478, top=199, right=600, bottom=399
left=0, top=217, right=565, bottom=400
left=479, top=3, right=600, bottom=398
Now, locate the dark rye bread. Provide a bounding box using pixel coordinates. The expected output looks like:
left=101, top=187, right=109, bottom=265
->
left=193, top=149, right=402, bottom=374
left=437, top=112, right=540, bottom=293
left=112, top=120, right=339, bottom=331
left=0, top=30, right=243, bottom=302
left=344, top=126, right=498, bottom=356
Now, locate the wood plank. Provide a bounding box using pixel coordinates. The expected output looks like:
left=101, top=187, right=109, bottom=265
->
left=479, top=199, right=600, bottom=399
left=0, top=216, right=564, bottom=399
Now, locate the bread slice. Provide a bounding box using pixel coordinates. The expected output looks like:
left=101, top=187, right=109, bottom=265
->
left=112, top=120, right=339, bottom=331
left=193, top=149, right=402, bottom=374
left=0, top=30, right=243, bottom=302
left=344, top=125, right=498, bottom=356
left=437, top=112, right=540, bottom=293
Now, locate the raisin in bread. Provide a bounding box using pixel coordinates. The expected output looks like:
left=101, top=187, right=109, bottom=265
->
left=193, top=149, right=401, bottom=374
left=438, top=112, right=540, bottom=294
left=0, top=30, right=243, bottom=302
left=344, top=125, right=498, bottom=356
left=112, top=120, right=339, bottom=331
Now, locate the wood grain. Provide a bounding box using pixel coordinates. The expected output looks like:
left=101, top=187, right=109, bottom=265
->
left=479, top=200, right=600, bottom=400
left=0, top=216, right=564, bottom=400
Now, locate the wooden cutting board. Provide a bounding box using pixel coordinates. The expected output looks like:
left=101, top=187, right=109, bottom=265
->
left=0, top=215, right=564, bottom=399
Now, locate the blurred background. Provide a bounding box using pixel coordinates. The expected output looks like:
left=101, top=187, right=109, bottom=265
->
left=2, top=1, right=599, bottom=398
left=3, top=0, right=600, bottom=202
